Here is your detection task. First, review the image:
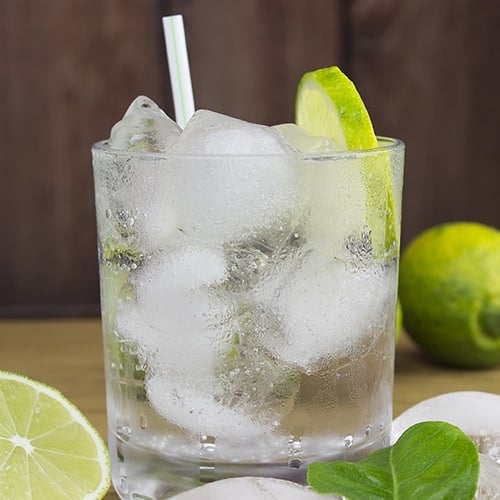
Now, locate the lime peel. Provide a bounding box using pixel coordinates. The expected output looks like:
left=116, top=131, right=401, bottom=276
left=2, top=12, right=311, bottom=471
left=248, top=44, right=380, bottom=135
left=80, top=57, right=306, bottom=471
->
left=0, top=371, right=111, bottom=499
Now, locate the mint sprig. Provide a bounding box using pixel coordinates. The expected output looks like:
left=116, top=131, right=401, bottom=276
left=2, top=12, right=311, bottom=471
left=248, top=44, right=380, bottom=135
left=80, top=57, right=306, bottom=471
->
left=307, top=421, right=479, bottom=499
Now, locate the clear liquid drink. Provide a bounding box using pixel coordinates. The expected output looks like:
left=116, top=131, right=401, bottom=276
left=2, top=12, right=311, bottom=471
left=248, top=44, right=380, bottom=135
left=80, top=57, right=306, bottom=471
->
left=92, top=104, right=404, bottom=499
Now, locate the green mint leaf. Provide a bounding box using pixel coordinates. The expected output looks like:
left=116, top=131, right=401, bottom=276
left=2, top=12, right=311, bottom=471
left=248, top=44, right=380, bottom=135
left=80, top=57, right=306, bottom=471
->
left=307, top=421, right=479, bottom=499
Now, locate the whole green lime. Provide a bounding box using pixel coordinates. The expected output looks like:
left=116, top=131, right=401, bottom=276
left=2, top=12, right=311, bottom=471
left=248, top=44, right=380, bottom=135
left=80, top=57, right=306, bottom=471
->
left=399, top=222, right=500, bottom=368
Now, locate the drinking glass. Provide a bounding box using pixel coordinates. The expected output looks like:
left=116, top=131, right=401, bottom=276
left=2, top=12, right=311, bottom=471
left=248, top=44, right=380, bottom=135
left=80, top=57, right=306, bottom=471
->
left=92, top=137, right=404, bottom=498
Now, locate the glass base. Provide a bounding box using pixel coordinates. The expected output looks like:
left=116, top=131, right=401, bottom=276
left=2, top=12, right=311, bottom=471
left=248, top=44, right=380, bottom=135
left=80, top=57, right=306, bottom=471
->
left=110, top=433, right=389, bottom=499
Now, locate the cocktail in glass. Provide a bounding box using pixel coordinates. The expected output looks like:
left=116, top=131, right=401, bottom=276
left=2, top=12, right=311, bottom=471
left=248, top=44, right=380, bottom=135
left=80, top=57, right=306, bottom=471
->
left=92, top=101, right=404, bottom=499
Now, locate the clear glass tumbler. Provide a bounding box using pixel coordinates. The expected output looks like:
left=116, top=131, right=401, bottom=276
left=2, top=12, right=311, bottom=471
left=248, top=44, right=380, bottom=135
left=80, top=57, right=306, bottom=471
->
left=92, top=137, right=404, bottom=499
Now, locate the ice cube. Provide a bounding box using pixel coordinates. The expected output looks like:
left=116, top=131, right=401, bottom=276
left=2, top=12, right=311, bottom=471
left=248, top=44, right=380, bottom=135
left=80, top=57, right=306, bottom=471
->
left=101, top=156, right=179, bottom=251
left=254, top=254, right=395, bottom=370
left=167, top=110, right=300, bottom=242
left=146, top=376, right=269, bottom=441
left=391, top=391, right=500, bottom=463
left=114, top=246, right=235, bottom=380
left=223, top=226, right=303, bottom=292
left=169, top=110, right=294, bottom=155
left=96, top=96, right=182, bottom=251
left=135, top=246, right=230, bottom=329
left=133, top=246, right=234, bottom=365
left=170, top=476, right=340, bottom=500
left=476, top=454, right=500, bottom=499
left=116, top=304, right=164, bottom=359
left=110, top=96, right=181, bottom=152
left=273, top=123, right=336, bottom=153
left=116, top=299, right=229, bottom=384
left=299, top=155, right=369, bottom=261
left=216, top=323, right=301, bottom=420
left=273, top=124, right=369, bottom=262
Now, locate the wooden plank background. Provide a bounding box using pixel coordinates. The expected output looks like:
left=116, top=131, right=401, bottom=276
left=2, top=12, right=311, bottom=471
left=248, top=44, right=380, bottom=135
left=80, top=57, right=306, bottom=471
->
left=0, top=0, right=498, bottom=317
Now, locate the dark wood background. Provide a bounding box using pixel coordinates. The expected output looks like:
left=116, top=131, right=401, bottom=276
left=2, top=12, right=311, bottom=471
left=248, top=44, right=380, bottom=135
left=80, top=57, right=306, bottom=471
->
left=1, top=0, right=498, bottom=317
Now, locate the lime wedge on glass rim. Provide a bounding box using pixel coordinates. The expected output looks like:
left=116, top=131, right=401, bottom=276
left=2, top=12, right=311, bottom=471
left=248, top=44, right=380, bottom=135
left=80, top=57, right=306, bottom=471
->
left=0, top=371, right=111, bottom=499
left=296, top=66, right=398, bottom=257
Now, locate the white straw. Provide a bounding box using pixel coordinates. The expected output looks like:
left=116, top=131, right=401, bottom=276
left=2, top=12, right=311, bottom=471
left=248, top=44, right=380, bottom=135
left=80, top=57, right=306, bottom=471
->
left=162, top=15, right=195, bottom=128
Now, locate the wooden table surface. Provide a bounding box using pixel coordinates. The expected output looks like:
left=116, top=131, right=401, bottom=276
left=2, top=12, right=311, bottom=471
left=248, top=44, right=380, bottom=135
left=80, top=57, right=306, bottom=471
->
left=1, top=318, right=499, bottom=499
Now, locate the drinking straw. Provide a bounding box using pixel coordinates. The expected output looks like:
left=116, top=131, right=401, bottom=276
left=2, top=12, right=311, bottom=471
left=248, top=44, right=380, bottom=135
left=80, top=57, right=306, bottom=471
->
left=162, top=15, right=195, bottom=128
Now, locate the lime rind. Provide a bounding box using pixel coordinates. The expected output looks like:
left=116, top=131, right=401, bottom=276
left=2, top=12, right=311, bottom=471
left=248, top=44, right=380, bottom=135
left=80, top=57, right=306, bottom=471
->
left=0, top=371, right=111, bottom=499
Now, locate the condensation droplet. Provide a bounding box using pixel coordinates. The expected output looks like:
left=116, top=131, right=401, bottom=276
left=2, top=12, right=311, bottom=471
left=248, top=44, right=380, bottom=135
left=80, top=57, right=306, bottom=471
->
left=288, top=437, right=302, bottom=455
left=344, top=435, right=354, bottom=448
left=116, top=440, right=124, bottom=462
left=119, top=476, right=129, bottom=495
left=288, top=458, right=302, bottom=469
left=117, top=425, right=131, bottom=442
left=200, top=434, right=216, bottom=456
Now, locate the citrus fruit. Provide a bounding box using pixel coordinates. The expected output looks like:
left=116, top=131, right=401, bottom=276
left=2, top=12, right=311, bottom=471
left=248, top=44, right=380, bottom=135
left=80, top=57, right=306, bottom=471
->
left=296, top=66, right=377, bottom=151
left=399, top=222, right=500, bottom=368
left=295, top=66, right=399, bottom=257
left=0, top=371, right=111, bottom=499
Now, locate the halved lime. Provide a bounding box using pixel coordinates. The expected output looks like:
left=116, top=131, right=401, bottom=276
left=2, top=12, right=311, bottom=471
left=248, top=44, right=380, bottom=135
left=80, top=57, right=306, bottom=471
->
left=296, top=66, right=398, bottom=257
left=0, top=371, right=111, bottom=499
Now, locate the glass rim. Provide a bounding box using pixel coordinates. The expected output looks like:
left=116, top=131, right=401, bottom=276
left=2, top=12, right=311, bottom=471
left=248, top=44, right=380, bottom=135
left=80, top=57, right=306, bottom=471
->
left=91, top=136, right=404, bottom=161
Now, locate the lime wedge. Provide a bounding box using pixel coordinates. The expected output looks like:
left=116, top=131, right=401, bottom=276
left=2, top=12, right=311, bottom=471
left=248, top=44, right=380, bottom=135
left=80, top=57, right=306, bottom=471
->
left=295, top=66, right=398, bottom=257
left=0, top=371, right=111, bottom=499
left=296, top=66, right=378, bottom=150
